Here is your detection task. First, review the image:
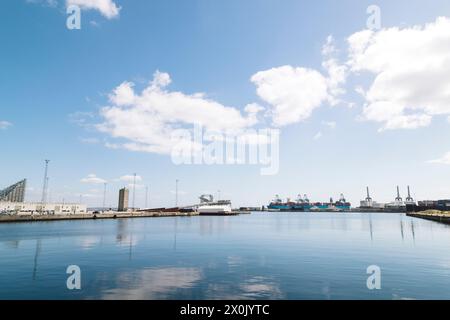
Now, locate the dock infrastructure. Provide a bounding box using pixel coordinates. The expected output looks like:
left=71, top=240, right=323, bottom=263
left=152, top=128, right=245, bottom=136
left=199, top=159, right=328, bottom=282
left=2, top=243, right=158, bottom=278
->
left=0, top=211, right=199, bottom=223
left=407, top=210, right=450, bottom=224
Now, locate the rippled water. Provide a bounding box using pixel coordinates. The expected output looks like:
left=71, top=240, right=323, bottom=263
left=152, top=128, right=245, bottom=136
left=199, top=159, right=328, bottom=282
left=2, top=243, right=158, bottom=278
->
left=1, top=212, right=450, bottom=300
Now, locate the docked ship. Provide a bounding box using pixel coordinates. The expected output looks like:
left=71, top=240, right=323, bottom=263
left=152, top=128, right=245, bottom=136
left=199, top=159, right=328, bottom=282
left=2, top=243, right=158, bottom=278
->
left=310, top=194, right=351, bottom=212
left=268, top=194, right=351, bottom=212
left=196, top=194, right=234, bottom=215
left=332, top=194, right=351, bottom=211
left=267, top=195, right=292, bottom=211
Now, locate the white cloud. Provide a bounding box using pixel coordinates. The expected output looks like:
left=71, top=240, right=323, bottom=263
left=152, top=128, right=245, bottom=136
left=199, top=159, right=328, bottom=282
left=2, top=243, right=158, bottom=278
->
left=322, top=35, right=337, bottom=56
left=250, top=35, right=347, bottom=127
left=322, top=58, right=347, bottom=105
left=119, top=175, right=143, bottom=183
left=312, top=121, right=337, bottom=140
left=27, top=0, right=120, bottom=19
left=127, top=183, right=145, bottom=190
left=347, top=17, right=450, bottom=131
left=0, top=121, right=12, bottom=130
left=97, top=71, right=263, bottom=154
left=101, top=268, right=202, bottom=299
left=105, top=142, right=120, bottom=149
left=66, top=0, right=120, bottom=19
left=249, top=19, right=450, bottom=130
left=428, top=152, right=450, bottom=165
left=81, top=174, right=107, bottom=184
left=91, top=17, right=450, bottom=159
left=251, top=66, right=330, bottom=127
left=313, top=131, right=322, bottom=140
left=244, top=103, right=265, bottom=126
left=69, top=111, right=95, bottom=128
left=322, top=121, right=337, bottom=129
left=108, top=81, right=136, bottom=106
left=322, top=35, right=348, bottom=105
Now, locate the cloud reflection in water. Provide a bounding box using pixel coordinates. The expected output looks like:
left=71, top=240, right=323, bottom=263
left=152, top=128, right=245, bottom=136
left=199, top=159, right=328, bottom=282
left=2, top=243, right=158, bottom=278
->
left=100, top=267, right=203, bottom=300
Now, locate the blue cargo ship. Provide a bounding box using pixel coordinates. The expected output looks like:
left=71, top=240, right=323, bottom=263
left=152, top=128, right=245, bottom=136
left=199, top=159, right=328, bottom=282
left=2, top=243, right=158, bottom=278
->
left=268, top=194, right=351, bottom=212
left=268, top=195, right=294, bottom=211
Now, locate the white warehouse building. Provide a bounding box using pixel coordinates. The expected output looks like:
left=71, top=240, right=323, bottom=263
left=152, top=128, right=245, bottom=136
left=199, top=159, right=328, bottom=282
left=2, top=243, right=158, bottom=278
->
left=0, top=202, right=87, bottom=215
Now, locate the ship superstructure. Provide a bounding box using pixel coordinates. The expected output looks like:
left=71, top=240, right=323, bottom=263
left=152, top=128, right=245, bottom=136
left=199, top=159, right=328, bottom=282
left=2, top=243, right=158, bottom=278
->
left=196, top=194, right=233, bottom=215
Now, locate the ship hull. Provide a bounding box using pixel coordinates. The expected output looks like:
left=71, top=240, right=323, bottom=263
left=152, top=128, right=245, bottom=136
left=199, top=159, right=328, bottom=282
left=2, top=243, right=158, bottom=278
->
left=268, top=205, right=291, bottom=211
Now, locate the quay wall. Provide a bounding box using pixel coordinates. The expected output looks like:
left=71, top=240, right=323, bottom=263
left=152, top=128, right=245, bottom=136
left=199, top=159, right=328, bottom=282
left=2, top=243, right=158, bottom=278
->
left=407, top=211, right=450, bottom=224
left=0, top=211, right=199, bottom=223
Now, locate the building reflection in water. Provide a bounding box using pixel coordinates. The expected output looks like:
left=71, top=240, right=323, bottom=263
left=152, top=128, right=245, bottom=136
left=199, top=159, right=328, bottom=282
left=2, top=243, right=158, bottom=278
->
left=116, top=219, right=128, bottom=244
left=115, top=219, right=137, bottom=260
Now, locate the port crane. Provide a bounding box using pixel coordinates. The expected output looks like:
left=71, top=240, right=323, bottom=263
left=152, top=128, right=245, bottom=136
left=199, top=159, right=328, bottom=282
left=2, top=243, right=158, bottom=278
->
left=406, top=186, right=414, bottom=203
left=395, top=186, right=403, bottom=202
left=365, top=187, right=372, bottom=202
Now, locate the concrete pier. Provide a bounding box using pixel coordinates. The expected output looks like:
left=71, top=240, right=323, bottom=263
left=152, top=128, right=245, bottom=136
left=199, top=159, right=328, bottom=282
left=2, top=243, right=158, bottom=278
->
left=407, top=211, right=450, bottom=224
left=0, top=211, right=199, bottom=224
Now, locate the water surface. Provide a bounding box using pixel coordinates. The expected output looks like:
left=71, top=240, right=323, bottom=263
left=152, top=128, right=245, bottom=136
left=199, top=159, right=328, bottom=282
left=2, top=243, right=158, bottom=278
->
left=1, top=212, right=450, bottom=300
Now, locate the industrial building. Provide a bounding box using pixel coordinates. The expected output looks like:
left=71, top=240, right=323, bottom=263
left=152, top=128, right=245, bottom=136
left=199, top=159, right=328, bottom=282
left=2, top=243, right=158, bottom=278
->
left=0, top=179, right=87, bottom=215
left=118, top=187, right=129, bottom=212
left=407, top=199, right=450, bottom=213
left=0, top=179, right=26, bottom=202
left=0, top=201, right=87, bottom=215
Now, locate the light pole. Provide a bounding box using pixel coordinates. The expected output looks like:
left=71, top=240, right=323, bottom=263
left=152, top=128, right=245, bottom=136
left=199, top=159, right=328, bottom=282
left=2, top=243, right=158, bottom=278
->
left=145, top=185, right=149, bottom=209
left=175, top=179, right=179, bottom=207
left=102, top=182, right=107, bottom=211
left=132, top=173, right=137, bottom=211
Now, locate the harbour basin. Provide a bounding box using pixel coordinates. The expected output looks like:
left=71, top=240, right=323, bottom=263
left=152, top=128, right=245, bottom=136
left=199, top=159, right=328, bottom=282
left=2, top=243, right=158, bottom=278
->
left=1, top=212, right=450, bottom=300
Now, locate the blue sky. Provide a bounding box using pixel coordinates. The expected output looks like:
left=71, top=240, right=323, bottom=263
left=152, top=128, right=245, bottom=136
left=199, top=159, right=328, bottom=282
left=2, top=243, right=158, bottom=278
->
left=1, top=0, right=450, bottom=208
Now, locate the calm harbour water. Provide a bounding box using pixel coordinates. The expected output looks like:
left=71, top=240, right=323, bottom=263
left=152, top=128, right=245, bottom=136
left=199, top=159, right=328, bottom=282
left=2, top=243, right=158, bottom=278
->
left=1, top=212, right=450, bottom=300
